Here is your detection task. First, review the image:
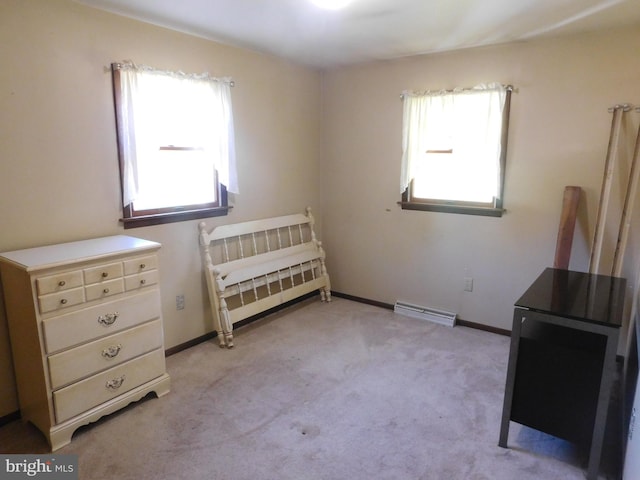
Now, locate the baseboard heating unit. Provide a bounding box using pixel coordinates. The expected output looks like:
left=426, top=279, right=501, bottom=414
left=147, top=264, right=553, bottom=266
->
left=394, top=301, right=457, bottom=327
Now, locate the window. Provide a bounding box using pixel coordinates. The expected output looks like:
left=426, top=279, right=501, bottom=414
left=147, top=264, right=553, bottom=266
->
left=111, top=61, right=237, bottom=228
left=399, top=83, right=512, bottom=217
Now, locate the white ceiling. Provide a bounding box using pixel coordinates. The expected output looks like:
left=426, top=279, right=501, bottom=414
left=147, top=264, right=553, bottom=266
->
left=76, top=0, right=640, bottom=68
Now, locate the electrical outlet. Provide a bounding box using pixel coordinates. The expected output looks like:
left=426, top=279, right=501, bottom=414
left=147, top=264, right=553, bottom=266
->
left=464, top=277, right=473, bottom=292
left=176, top=294, right=185, bottom=310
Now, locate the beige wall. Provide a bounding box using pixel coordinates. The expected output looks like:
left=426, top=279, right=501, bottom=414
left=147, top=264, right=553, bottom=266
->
left=320, top=27, right=640, bottom=330
left=0, top=0, right=321, bottom=416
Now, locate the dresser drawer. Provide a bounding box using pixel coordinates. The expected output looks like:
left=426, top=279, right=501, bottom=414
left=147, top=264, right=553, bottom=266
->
left=42, top=289, right=161, bottom=353
left=123, top=255, right=157, bottom=275
left=48, top=320, right=163, bottom=389
left=84, top=262, right=123, bottom=284
left=53, top=349, right=166, bottom=423
left=38, top=287, right=85, bottom=314
left=85, top=278, right=124, bottom=302
left=36, top=271, right=83, bottom=295
left=125, top=270, right=159, bottom=291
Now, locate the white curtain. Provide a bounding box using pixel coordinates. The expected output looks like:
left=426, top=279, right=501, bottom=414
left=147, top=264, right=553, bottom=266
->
left=117, top=62, right=238, bottom=207
left=400, top=83, right=506, bottom=201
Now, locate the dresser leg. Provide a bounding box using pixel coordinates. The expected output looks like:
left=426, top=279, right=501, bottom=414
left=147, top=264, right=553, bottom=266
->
left=586, top=329, right=619, bottom=480
left=48, top=429, right=73, bottom=452
left=499, top=309, right=524, bottom=448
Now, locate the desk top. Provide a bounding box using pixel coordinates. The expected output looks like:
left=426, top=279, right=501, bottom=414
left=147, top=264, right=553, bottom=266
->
left=515, top=268, right=626, bottom=327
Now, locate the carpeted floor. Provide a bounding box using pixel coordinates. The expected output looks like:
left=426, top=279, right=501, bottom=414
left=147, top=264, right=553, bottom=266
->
left=0, top=298, right=621, bottom=479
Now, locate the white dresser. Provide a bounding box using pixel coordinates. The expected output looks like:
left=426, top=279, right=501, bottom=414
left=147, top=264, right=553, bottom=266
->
left=0, top=235, right=170, bottom=450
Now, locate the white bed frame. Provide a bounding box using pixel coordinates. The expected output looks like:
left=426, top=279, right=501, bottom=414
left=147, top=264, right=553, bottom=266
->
left=198, top=208, right=331, bottom=348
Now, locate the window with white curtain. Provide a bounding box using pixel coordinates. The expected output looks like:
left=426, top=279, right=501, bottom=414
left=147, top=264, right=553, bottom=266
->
left=400, top=83, right=512, bottom=217
left=111, top=61, right=237, bottom=228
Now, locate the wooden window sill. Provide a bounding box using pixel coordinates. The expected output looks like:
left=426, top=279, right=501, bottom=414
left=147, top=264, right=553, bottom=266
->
left=121, top=206, right=231, bottom=229
left=398, top=201, right=504, bottom=217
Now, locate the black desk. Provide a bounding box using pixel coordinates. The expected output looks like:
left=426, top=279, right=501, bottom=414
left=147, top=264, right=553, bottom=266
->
left=499, top=268, right=626, bottom=480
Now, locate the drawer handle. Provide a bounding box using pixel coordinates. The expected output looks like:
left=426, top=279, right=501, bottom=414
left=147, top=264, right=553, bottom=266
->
left=105, top=375, right=126, bottom=390
left=102, top=272, right=109, bottom=278
left=140, top=279, right=146, bottom=285
left=102, top=344, right=122, bottom=359
left=58, top=280, right=66, bottom=287
left=60, top=298, right=68, bottom=305
left=103, top=288, right=110, bottom=294
left=140, top=263, right=146, bottom=269
left=98, top=312, right=119, bottom=326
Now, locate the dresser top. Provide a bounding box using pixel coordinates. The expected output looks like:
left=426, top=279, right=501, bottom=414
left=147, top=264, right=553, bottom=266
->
left=515, top=267, right=626, bottom=327
left=0, top=235, right=161, bottom=272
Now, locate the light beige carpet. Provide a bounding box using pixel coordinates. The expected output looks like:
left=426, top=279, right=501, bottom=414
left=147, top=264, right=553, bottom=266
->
left=0, top=298, right=621, bottom=479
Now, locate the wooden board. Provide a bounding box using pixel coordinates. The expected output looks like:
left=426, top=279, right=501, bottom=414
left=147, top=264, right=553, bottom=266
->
left=590, top=107, right=625, bottom=274
left=612, top=120, right=640, bottom=277
left=554, top=186, right=582, bottom=270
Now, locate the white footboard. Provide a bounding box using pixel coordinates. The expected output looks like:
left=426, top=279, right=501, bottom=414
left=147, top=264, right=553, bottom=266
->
left=198, top=207, right=331, bottom=348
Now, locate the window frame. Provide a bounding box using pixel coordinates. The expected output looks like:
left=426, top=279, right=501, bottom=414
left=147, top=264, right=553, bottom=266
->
left=399, top=85, right=512, bottom=217
left=111, top=64, right=231, bottom=229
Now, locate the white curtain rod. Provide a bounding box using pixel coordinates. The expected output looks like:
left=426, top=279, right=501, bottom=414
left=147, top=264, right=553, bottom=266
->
left=111, top=61, right=234, bottom=86
left=400, top=83, right=514, bottom=99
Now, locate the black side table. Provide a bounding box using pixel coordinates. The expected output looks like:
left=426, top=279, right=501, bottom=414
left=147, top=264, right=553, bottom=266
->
left=499, top=268, right=626, bottom=480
